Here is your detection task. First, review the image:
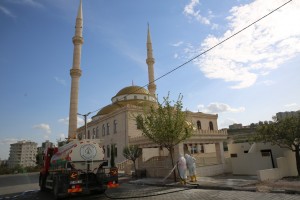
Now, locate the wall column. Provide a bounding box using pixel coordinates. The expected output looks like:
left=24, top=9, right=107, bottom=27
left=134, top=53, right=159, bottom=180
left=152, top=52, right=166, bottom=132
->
left=215, top=142, right=225, bottom=164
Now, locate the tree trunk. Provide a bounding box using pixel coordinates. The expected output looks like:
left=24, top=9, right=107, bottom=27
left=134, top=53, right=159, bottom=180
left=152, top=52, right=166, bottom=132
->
left=169, top=147, right=177, bottom=182
left=295, top=145, right=300, bottom=176
left=133, top=160, right=137, bottom=177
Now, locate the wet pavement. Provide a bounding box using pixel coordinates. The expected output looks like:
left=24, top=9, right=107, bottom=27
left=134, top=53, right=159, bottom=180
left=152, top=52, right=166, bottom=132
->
left=128, top=174, right=300, bottom=194
left=129, top=174, right=258, bottom=188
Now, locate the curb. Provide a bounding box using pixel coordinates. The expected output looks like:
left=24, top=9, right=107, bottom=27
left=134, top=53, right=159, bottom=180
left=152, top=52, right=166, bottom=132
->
left=284, top=190, right=300, bottom=195
left=127, top=180, right=300, bottom=195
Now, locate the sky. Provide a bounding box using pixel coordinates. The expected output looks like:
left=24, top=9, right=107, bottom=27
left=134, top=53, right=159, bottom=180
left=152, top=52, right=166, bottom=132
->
left=0, top=0, right=300, bottom=160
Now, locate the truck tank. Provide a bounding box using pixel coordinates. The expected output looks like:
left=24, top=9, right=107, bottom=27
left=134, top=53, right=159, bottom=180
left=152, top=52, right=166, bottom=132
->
left=50, top=139, right=105, bottom=173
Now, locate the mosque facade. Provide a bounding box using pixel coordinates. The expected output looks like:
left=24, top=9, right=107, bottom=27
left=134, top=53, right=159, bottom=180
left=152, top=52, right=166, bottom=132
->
left=75, top=26, right=225, bottom=164
left=70, top=1, right=227, bottom=173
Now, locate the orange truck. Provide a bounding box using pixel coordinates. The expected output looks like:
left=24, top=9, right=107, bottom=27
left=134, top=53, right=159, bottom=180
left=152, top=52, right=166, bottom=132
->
left=39, top=140, right=118, bottom=199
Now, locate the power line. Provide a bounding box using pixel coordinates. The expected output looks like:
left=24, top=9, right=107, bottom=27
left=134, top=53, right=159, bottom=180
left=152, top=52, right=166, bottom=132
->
left=149, top=0, right=293, bottom=85
left=86, top=0, right=293, bottom=115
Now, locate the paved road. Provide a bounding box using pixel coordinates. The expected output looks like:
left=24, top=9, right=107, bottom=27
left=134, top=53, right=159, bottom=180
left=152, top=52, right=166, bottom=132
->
left=1, top=182, right=300, bottom=200
left=0, top=172, right=39, bottom=187
left=0, top=172, right=39, bottom=196
left=1, top=173, right=300, bottom=200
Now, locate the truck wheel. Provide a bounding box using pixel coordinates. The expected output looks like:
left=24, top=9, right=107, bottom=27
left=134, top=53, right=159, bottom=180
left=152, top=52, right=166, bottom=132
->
left=53, top=181, right=60, bottom=200
left=39, top=174, right=46, bottom=191
left=96, top=189, right=106, bottom=194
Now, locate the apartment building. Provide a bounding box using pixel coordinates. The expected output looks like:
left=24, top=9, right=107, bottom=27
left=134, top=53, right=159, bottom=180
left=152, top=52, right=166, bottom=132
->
left=8, top=140, right=37, bottom=168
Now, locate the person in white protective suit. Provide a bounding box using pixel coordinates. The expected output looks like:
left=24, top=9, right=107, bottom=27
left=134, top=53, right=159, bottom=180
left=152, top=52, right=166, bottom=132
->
left=185, top=153, right=197, bottom=182
left=177, top=154, right=187, bottom=185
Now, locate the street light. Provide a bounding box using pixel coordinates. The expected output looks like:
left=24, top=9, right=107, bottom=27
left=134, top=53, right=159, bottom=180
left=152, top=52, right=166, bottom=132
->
left=77, top=112, right=91, bottom=139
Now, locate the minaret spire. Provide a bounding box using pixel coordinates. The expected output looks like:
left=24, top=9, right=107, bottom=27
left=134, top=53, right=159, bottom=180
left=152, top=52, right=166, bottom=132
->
left=77, top=0, right=82, bottom=20
left=146, top=24, right=156, bottom=97
left=68, top=0, right=84, bottom=139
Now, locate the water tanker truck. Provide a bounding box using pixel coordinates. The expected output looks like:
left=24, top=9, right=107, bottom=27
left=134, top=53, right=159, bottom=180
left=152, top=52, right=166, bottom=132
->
left=39, top=139, right=118, bottom=199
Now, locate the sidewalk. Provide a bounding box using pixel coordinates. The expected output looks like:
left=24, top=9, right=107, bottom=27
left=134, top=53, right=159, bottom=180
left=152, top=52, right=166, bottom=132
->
left=125, top=174, right=300, bottom=195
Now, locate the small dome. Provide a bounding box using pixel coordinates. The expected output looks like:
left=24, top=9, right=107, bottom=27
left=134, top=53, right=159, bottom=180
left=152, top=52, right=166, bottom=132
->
left=115, top=86, right=149, bottom=96
left=116, top=99, right=157, bottom=107
left=97, top=104, right=120, bottom=116
left=96, top=86, right=156, bottom=116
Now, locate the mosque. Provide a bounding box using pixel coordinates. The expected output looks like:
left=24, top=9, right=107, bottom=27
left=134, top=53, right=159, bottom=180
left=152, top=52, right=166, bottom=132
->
left=69, top=0, right=228, bottom=177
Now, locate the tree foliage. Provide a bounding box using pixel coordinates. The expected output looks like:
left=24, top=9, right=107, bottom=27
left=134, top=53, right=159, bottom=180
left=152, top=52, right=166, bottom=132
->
left=136, top=94, right=194, bottom=181
left=253, top=114, right=300, bottom=176
left=0, top=163, right=39, bottom=175
left=122, top=145, right=142, bottom=175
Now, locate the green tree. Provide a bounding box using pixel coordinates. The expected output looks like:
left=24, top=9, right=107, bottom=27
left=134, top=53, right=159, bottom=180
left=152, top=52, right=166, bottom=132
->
left=253, top=114, right=300, bottom=176
left=136, top=94, right=193, bottom=181
left=0, top=162, right=12, bottom=175
left=36, top=153, right=44, bottom=168
left=122, top=145, right=142, bottom=176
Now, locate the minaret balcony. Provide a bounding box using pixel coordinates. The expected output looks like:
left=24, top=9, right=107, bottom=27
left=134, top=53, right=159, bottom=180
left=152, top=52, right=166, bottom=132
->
left=146, top=58, right=155, bottom=64
left=70, top=68, right=82, bottom=77
left=72, top=36, right=84, bottom=45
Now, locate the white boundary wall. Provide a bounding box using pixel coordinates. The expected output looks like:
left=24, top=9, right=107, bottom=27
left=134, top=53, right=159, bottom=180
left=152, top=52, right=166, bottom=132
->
left=231, top=152, right=273, bottom=175
left=257, top=150, right=298, bottom=181
left=196, top=164, right=225, bottom=177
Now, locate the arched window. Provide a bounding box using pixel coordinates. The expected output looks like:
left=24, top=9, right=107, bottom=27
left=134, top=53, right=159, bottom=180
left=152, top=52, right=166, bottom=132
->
left=113, top=120, right=117, bottom=134
left=197, top=120, right=201, bottom=130
left=209, top=121, right=214, bottom=130
left=107, top=123, right=110, bottom=135
left=102, top=125, right=105, bottom=136
left=134, top=95, right=137, bottom=99
left=96, top=126, right=99, bottom=138
left=93, top=128, right=96, bottom=139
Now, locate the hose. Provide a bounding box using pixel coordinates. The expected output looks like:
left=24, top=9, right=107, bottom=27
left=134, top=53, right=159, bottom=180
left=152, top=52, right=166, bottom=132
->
left=104, top=187, right=191, bottom=199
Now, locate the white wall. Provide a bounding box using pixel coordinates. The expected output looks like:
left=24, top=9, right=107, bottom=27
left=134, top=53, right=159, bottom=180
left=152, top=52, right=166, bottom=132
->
left=224, top=157, right=232, bottom=173
left=204, top=144, right=216, bottom=153
left=142, top=148, right=160, bottom=161
left=283, top=150, right=298, bottom=176
left=231, top=152, right=273, bottom=175
left=228, top=143, right=251, bottom=155
left=196, top=164, right=225, bottom=176
left=257, top=150, right=298, bottom=181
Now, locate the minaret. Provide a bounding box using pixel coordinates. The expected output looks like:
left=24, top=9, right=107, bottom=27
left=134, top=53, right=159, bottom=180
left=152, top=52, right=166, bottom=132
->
left=68, top=0, right=83, bottom=139
left=146, top=24, right=157, bottom=97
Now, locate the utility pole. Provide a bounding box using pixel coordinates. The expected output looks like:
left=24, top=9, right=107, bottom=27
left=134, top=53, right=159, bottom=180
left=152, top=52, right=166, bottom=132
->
left=78, top=112, right=91, bottom=139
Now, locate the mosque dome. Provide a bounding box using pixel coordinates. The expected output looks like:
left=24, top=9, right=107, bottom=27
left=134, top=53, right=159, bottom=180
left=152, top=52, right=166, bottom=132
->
left=115, top=86, right=150, bottom=96
left=96, top=85, right=157, bottom=117
left=97, top=104, right=120, bottom=116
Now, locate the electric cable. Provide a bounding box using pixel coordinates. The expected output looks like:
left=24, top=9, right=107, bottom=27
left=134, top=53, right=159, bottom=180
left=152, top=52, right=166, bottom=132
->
left=83, top=0, right=292, bottom=116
